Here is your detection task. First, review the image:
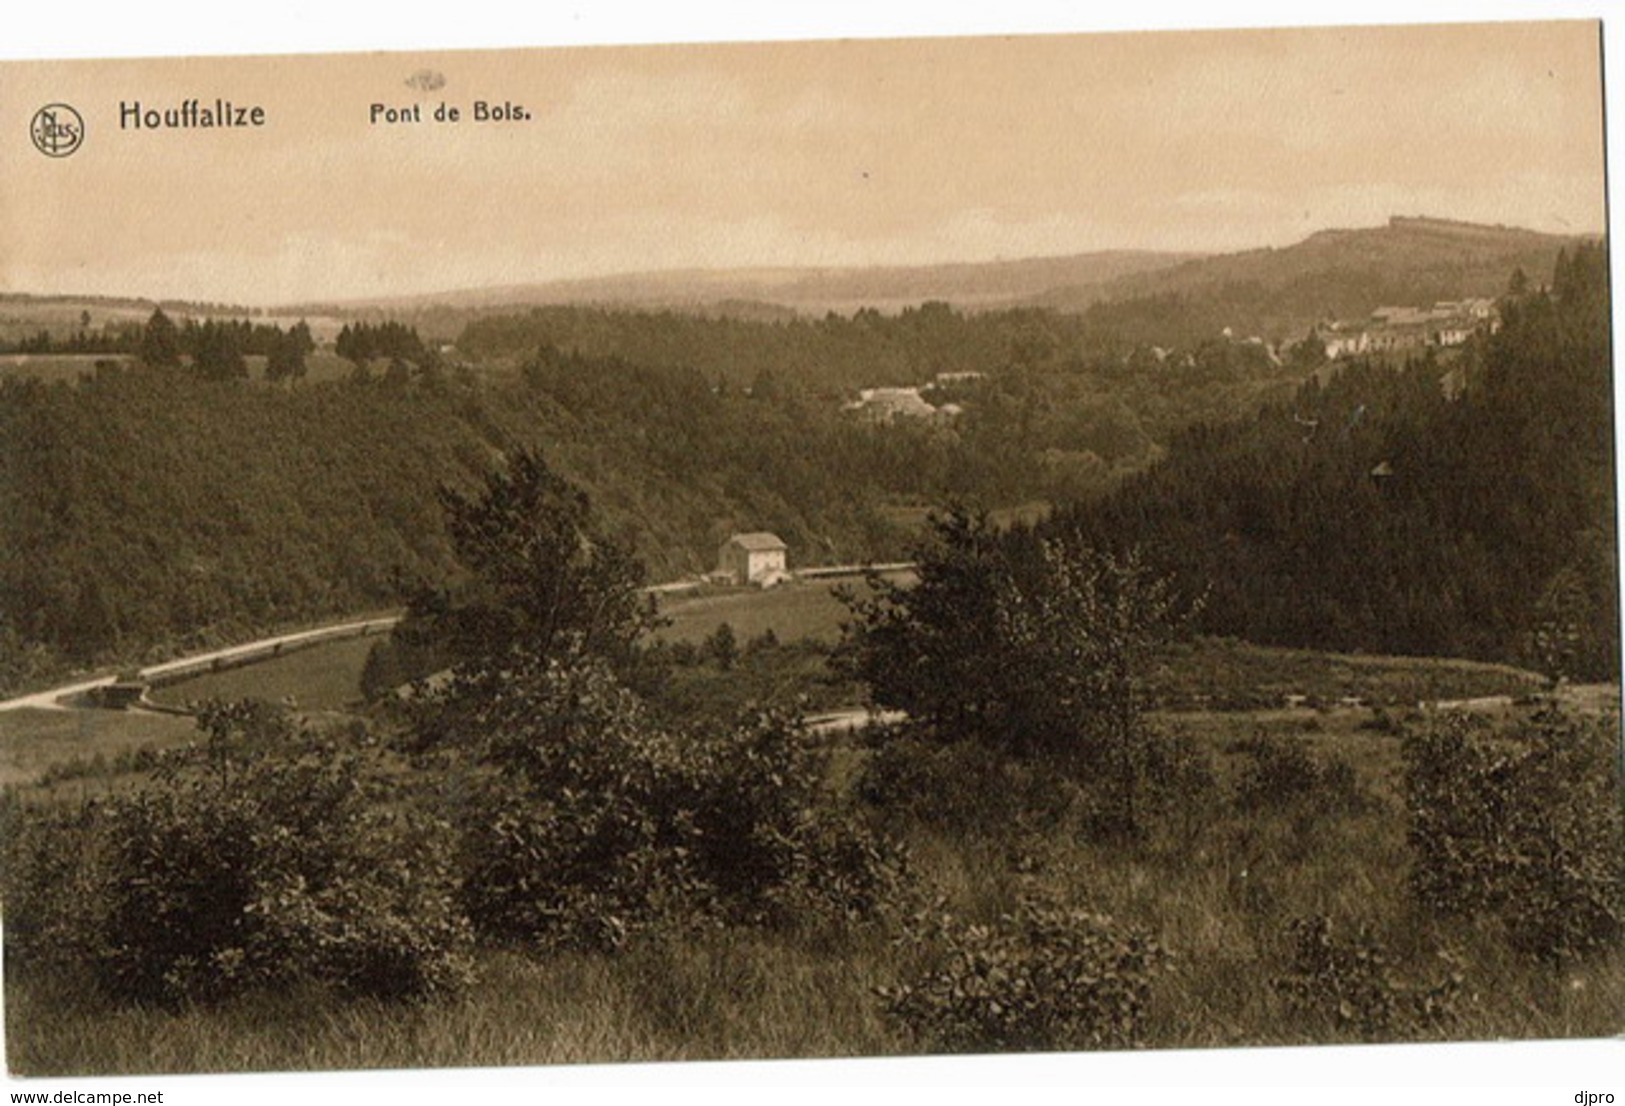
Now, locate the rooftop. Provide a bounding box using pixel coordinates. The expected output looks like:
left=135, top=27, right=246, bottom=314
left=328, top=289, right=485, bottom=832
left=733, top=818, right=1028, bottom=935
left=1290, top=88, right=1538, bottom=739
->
left=724, top=532, right=788, bottom=552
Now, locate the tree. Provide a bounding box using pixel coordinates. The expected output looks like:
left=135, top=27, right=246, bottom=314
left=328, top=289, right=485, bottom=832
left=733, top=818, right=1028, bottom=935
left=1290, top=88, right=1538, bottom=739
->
left=1289, top=327, right=1328, bottom=370
left=839, top=509, right=1196, bottom=837
left=705, top=621, right=739, bottom=670
left=335, top=323, right=370, bottom=365
left=264, top=329, right=307, bottom=383
left=191, top=320, right=247, bottom=381
left=994, top=541, right=1198, bottom=835
left=288, top=320, right=316, bottom=357
left=836, top=507, right=1020, bottom=746
left=139, top=308, right=181, bottom=368
left=406, top=448, right=662, bottom=679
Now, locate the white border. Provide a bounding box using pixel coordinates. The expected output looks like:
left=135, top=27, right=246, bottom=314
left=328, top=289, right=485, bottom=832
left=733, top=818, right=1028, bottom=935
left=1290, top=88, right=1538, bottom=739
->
left=2, top=2, right=1620, bottom=1103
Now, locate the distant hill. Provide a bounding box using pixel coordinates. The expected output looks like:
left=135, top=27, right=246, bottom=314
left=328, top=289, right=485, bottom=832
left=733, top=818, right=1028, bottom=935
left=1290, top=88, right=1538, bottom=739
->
left=1026, top=217, right=1592, bottom=341
left=281, top=250, right=1200, bottom=318
left=282, top=217, right=1589, bottom=338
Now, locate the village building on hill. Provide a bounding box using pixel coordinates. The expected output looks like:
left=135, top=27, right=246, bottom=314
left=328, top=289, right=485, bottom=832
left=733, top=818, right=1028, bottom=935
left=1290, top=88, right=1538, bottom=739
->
left=1317, top=297, right=1500, bottom=360
left=714, top=532, right=791, bottom=588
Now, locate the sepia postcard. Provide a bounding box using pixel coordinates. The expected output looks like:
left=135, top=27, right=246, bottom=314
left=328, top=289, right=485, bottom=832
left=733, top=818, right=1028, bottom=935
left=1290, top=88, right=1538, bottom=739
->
left=0, top=7, right=1619, bottom=1102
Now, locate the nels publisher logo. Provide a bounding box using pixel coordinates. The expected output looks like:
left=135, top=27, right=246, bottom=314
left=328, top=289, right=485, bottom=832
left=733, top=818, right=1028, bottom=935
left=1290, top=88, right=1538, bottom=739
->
left=30, top=103, right=84, bottom=157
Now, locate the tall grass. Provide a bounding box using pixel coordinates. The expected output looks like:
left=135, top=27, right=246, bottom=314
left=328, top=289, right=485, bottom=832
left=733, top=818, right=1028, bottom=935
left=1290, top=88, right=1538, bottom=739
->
left=7, top=933, right=910, bottom=1076
left=7, top=706, right=1620, bottom=1076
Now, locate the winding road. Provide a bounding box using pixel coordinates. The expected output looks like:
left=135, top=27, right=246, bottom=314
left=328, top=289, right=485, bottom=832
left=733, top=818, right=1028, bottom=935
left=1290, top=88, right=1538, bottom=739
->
left=0, top=562, right=915, bottom=716
left=0, top=616, right=402, bottom=712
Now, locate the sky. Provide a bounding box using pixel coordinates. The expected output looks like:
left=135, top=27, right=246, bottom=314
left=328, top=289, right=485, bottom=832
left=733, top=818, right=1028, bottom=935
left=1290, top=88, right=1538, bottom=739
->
left=0, top=13, right=1607, bottom=306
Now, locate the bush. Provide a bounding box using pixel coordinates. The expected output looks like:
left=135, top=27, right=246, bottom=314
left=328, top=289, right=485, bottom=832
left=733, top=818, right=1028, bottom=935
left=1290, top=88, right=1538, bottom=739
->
left=680, top=707, right=910, bottom=927
left=1076, top=724, right=1218, bottom=843
left=6, top=702, right=473, bottom=1007
left=449, top=652, right=908, bottom=952
left=0, top=794, right=109, bottom=976
left=857, top=730, right=1079, bottom=837
left=1271, top=915, right=1463, bottom=1042
left=1403, top=706, right=1623, bottom=961
left=860, top=723, right=1215, bottom=848
left=881, top=897, right=1168, bottom=1052
left=1231, top=734, right=1372, bottom=816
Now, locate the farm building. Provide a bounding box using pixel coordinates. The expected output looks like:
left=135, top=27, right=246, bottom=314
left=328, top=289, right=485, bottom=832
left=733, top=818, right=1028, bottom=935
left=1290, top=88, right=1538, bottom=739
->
left=716, top=532, right=790, bottom=587
left=842, top=386, right=939, bottom=424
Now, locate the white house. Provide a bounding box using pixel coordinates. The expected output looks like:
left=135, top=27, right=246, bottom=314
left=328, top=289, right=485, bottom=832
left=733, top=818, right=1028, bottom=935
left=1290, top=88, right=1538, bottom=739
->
left=716, top=532, right=790, bottom=587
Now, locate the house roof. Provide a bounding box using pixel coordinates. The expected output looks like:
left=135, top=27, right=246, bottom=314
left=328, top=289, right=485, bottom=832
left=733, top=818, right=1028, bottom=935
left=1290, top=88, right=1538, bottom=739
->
left=725, top=532, right=788, bottom=552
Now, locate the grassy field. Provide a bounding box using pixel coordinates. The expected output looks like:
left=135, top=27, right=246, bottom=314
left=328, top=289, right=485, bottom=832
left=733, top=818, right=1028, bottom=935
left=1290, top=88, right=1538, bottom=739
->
left=654, top=575, right=908, bottom=647
left=6, top=699, right=1620, bottom=1076
left=0, top=634, right=377, bottom=787
left=655, top=579, right=1546, bottom=705
left=0, top=585, right=1549, bottom=788
left=0, top=350, right=356, bottom=387
left=0, top=585, right=1606, bottom=1077
left=147, top=635, right=378, bottom=714
left=1153, top=637, right=1548, bottom=708
left=0, top=707, right=196, bottom=788
left=0, top=353, right=128, bottom=383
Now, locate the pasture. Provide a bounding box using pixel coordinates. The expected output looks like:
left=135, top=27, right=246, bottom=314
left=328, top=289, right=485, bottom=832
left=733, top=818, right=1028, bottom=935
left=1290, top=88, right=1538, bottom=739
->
left=7, top=694, right=1620, bottom=1075
left=0, top=707, right=195, bottom=788
left=654, top=573, right=909, bottom=646
left=0, top=349, right=356, bottom=387
left=0, top=353, right=128, bottom=384
left=0, top=580, right=1551, bottom=790
left=147, top=634, right=378, bottom=714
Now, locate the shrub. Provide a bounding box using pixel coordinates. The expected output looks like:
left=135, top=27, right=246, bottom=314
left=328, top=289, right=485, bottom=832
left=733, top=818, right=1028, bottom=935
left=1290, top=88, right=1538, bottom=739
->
left=1272, top=915, right=1463, bottom=1042
left=860, top=723, right=1216, bottom=848
left=1076, top=724, right=1219, bottom=843
left=0, top=794, right=109, bottom=976
left=880, top=897, right=1168, bottom=1052
left=448, top=652, right=908, bottom=952
left=1403, top=706, right=1623, bottom=961
left=8, top=702, right=473, bottom=1007
left=1231, top=734, right=1372, bottom=816
left=680, top=707, right=911, bottom=928
left=703, top=622, right=739, bottom=670
left=856, top=729, right=1078, bottom=837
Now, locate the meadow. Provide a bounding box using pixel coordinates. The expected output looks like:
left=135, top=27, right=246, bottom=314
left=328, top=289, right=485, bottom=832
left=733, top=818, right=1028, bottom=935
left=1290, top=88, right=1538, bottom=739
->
left=0, top=708, right=194, bottom=788
left=0, top=353, right=127, bottom=384
left=0, top=581, right=1551, bottom=795
left=653, top=576, right=901, bottom=646
left=1, top=580, right=1616, bottom=1076
left=6, top=696, right=1619, bottom=1076
left=0, top=350, right=356, bottom=386
left=146, top=635, right=379, bottom=714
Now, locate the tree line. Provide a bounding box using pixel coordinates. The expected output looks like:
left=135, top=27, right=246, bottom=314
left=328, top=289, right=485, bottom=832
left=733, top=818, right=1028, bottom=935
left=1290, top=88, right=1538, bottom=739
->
left=136, top=309, right=318, bottom=382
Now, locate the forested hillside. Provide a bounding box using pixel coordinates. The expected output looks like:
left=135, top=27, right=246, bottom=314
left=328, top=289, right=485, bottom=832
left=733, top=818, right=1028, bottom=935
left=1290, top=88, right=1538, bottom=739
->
left=1049, top=244, right=1616, bottom=678
left=0, top=370, right=862, bottom=686
left=2, top=335, right=1148, bottom=690
left=3, top=240, right=1608, bottom=693
left=457, top=302, right=1071, bottom=391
